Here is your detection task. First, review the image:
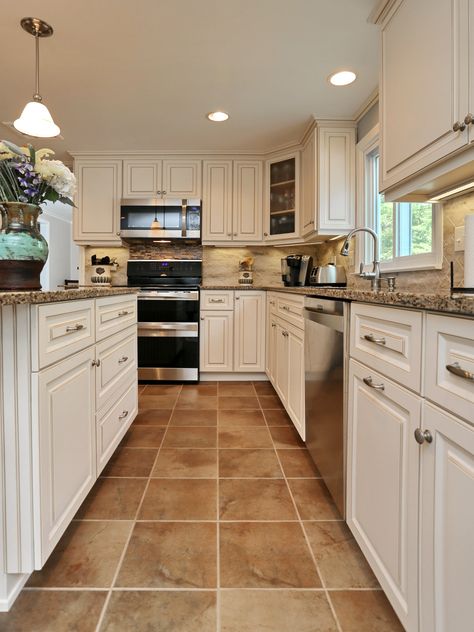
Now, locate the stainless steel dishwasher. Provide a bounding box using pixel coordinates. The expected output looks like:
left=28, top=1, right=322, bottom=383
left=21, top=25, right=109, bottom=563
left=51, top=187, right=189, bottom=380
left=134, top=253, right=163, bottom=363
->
left=304, top=297, right=350, bottom=517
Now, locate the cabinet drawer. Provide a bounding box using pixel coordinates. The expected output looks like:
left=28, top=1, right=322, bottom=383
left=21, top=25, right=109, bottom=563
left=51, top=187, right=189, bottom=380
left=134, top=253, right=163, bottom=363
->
left=33, top=300, right=95, bottom=370
left=201, top=290, right=234, bottom=310
left=97, top=379, right=137, bottom=474
left=276, top=293, right=305, bottom=329
left=424, top=314, right=474, bottom=423
left=96, top=325, right=137, bottom=412
left=350, top=303, right=422, bottom=392
left=95, top=294, right=137, bottom=341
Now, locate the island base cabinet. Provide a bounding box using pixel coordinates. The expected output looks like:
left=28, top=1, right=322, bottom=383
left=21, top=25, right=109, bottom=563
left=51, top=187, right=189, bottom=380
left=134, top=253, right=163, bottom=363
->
left=419, top=402, right=474, bottom=632
left=33, top=347, right=96, bottom=568
left=347, top=359, right=420, bottom=632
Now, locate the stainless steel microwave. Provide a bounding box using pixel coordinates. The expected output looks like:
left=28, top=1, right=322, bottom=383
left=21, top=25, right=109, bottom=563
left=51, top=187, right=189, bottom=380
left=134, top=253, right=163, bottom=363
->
left=120, top=198, right=201, bottom=241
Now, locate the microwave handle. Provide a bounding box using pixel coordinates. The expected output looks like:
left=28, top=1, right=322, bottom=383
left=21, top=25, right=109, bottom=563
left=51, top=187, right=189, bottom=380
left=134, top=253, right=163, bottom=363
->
left=181, top=199, right=187, bottom=237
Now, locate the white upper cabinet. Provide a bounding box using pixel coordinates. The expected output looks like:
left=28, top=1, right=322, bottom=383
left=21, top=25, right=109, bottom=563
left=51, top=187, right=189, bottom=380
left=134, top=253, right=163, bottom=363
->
left=264, top=153, right=299, bottom=241
left=233, top=160, right=263, bottom=242
left=123, top=160, right=162, bottom=197
left=375, top=0, right=474, bottom=197
left=301, top=121, right=356, bottom=238
left=73, top=160, right=122, bottom=245
left=202, top=160, right=233, bottom=241
left=123, top=159, right=201, bottom=199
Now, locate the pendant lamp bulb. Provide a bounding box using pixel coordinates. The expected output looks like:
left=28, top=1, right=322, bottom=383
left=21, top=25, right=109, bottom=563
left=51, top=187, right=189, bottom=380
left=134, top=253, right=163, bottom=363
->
left=13, top=17, right=61, bottom=138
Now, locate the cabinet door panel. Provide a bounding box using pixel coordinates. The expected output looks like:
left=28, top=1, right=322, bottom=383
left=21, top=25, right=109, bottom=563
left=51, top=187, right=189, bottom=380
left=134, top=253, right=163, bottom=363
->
left=200, top=311, right=233, bottom=372
left=380, top=0, right=469, bottom=190
left=35, top=347, right=95, bottom=567
left=301, top=135, right=316, bottom=236
left=234, top=291, right=265, bottom=372
left=123, top=160, right=162, bottom=197
left=233, top=161, right=262, bottom=241
left=202, top=161, right=233, bottom=241
left=163, top=160, right=202, bottom=198
left=275, top=322, right=289, bottom=404
left=347, top=359, right=420, bottom=631
left=287, top=327, right=305, bottom=439
left=420, top=403, right=474, bottom=632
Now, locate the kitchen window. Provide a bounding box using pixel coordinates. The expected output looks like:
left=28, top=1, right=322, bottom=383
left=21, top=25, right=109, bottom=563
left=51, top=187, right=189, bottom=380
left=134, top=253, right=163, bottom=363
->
left=357, top=126, right=442, bottom=272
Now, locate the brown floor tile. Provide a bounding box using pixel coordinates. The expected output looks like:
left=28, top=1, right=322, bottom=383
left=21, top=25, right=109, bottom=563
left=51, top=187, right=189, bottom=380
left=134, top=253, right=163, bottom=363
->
left=162, top=427, right=217, bottom=448
left=138, top=479, right=217, bottom=520
left=116, top=522, right=217, bottom=588
left=218, top=409, right=266, bottom=427
left=220, top=522, right=320, bottom=588
left=27, top=521, right=132, bottom=588
left=218, top=396, right=260, bottom=409
left=75, top=477, right=147, bottom=520
left=133, top=409, right=172, bottom=426
left=142, top=384, right=182, bottom=395
left=278, top=449, right=320, bottom=477
left=263, top=409, right=293, bottom=427
left=258, top=395, right=284, bottom=409
left=219, top=427, right=273, bottom=449
left=181, top=383, right=217, bottom=395
left=175, top=395, right=218, bottom=409
left=220, top=590, right=338, bottom=632
left=253, top=381, right=277, bottom=396
left=219, top=449, right=282, bottom=478
left=120, top=425, right=165, bottom=448
left=101, top=447, right=158, bottom=477
left=138, top=385, right=146, bottom=394
left=100, top=590, right=216, bottom=632
left=0, top=590, right=107, bottom=632
left=170, top=409, right=217, bottom=426
left=288, top=479, right=341, bottom=520
left=139, top=395, right=179, bottom=409
left=152, top=448, right=217, bottom=478
left=269, top=426, right=306, bottom=448
left=304, top=521, right=379, bottom=588
left=330, top=590, right=404, bottom=632
left=219, top=479, right=297, bottom=520
left=218, top=383, right=256, bottom=397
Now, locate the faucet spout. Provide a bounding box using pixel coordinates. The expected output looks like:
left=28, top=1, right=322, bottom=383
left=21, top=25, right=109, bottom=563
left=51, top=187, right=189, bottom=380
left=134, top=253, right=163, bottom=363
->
left=340, top=227, right=381, bottom=291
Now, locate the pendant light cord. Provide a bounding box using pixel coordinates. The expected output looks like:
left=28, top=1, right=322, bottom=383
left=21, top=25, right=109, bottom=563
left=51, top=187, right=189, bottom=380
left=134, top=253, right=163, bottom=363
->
left=34, top=28, right=42, bottom=101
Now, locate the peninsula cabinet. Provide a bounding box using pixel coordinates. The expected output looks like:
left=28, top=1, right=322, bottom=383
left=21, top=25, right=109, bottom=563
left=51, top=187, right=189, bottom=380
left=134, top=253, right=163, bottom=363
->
left=202, top=160, right=263, bottom=243
left=372, top=0, right=474, bottom=199
left=123, top=159, right=202, bottom=198
left=73, top=160, right=122, bottom=246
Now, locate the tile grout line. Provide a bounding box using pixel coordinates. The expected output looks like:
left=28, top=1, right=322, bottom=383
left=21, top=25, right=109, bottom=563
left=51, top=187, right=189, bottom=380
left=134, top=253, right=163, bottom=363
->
left=93, top=383, right=181, bottom=632
left=216, top=380, right=221, bottom=632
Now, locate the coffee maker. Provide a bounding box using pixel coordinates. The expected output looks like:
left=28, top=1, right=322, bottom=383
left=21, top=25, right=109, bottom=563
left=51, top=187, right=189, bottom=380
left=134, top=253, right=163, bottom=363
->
left=281, top=254, right=313, bottom=286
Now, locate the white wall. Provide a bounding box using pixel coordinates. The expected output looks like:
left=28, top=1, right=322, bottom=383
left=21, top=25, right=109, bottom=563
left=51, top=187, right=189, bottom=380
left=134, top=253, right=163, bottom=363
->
left=39, top=202, right=79, bottom=290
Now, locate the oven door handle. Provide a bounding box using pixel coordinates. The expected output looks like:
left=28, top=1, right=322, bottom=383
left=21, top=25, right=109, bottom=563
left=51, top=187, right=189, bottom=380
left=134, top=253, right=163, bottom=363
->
left=137, top=322, right=198, bottom=331
left=138, top=292, right=199, bottom=301
left=138, top=328, right=198, bottom=338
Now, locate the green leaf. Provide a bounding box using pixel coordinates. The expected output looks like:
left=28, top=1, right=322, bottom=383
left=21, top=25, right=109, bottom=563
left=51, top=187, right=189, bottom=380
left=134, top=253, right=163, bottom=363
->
left=59, top=196, right=76, bottom=207
left=28, top=144, right=35, bottom=164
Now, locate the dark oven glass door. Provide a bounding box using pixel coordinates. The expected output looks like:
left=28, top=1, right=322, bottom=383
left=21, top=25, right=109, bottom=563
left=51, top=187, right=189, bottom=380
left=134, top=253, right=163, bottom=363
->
left=137, top=294, right=199, bottom=324
left=138, top=335, right=198, bottom=370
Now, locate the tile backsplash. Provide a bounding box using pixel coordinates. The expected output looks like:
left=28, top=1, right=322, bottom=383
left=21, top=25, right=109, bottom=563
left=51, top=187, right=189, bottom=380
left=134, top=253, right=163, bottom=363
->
left=84, top=192, right=473, bottom=292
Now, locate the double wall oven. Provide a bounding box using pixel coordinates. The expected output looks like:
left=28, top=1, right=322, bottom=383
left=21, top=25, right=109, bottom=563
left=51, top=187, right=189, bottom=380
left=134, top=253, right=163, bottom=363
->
left=127, top=260, right=202, bottom=381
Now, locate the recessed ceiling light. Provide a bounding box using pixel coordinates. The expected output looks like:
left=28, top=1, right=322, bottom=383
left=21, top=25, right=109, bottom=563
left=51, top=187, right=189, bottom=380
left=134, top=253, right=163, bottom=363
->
left=328, top=70, right=357, bottom=86
left=207, top=111, right=229, bottom=122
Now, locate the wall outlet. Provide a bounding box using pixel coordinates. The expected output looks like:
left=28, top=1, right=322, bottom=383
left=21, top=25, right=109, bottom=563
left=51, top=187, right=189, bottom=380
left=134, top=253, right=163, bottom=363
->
left=454, top=226, right=465, bottom=252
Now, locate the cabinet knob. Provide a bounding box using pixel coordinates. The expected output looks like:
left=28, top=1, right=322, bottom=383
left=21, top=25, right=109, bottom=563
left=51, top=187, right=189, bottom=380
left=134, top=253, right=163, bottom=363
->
left=453, top=120, right=466, bottom=132
left=464, top=113, right=474, bottom=126
left=235, top=297, right=240, bottom=300
left=227, top=233, right=232, bottom=237
left=414, top=428, right=433, bottom=445
left=264, top=232, right=268, bottom=237
left=233, top=233, right=238, bottom=237
left=91, top=359, right=101, bottom=367
left=200, top=316, right=205, bottom=320
left=116, top=231, right=121, bottom=236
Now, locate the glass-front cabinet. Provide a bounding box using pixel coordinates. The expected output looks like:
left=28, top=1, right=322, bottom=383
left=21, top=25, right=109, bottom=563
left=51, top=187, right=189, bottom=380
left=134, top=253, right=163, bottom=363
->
left=265, top=153, right=299, bottom=241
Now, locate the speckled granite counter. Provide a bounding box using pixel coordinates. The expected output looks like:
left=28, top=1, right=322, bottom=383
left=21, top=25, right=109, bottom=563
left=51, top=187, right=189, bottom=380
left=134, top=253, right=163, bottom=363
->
left=201, top=285, right=474, bottom=317
left=0, top=287, right=138, bottom=306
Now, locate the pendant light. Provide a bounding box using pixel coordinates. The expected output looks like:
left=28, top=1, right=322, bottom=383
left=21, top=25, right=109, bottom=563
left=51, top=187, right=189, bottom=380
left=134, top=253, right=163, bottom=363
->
left=14, top=17, right=60, bottom=138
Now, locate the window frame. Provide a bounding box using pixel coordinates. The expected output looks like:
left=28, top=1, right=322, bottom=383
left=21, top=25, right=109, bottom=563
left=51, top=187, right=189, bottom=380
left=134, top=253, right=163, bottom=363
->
left=356, top=125, right=443, bottom=273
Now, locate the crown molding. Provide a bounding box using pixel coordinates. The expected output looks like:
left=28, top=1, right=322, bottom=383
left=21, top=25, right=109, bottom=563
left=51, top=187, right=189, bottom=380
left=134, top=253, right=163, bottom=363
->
left=368, top=0, right=398, bottom=24
left=352, top=88, right=379, bottom=122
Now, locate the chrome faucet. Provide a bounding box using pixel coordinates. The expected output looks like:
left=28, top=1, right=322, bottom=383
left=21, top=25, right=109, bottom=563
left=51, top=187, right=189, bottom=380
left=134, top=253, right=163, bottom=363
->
left=340, top=227, right=382, bottom=292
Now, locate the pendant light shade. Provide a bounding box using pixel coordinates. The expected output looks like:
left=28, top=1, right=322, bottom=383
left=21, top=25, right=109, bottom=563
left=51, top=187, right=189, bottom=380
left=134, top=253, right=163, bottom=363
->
left=13, top=17, right=61, bottom=139
left=14, top=100, right=60, bottom=138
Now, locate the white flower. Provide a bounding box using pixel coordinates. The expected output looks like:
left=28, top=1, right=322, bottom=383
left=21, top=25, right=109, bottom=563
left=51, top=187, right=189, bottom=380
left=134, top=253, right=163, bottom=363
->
left=35, top=159, right=77, bottom=198
left=35, top=148, right=55, bottom=162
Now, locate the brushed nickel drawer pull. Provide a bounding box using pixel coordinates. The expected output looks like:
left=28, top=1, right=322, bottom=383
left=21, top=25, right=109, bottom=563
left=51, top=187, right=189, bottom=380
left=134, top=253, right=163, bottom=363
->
left=66, top=323, right=84, bottom=333
left=118, top=310, right=130, bottom=317
left=282, top=305, right=290, bottom=311
left=282, top=330, right=289, bottom=337
left=446, top=362, right=474, bottom=382
left=209, top=298, right=225, bottom=303
left=118, top=410, right=129, bottom=420
left=364, top=334, right=386, bottom=345
left=118, top=356, right=129, bottom=364
left=363, top=376, right=385, bottom=391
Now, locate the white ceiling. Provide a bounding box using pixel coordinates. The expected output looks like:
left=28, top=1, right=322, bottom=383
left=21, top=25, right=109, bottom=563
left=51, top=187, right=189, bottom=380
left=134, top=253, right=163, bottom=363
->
left=0, top=0, right=379, bottom=160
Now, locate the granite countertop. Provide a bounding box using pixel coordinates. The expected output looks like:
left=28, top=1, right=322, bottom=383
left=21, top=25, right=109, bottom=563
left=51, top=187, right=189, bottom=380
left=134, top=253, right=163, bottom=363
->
left=0, top=287, right=138, bottom=306
left=201, top=285, right=474, bottom=316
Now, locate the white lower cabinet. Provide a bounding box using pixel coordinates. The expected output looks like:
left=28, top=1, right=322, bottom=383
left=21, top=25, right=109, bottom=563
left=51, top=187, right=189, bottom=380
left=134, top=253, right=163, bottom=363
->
left=419, top=402, right=474, bottom=632
left=347, top=359, right=420, bottom=632
left=234, top=291, right=265, bottom=372
left=200, top=311, right=234, bottom=372
left=34, top=347, right=96, bottom=567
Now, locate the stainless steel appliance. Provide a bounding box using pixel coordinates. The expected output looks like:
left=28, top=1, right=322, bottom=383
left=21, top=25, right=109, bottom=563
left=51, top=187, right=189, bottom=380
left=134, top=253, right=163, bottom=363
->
left=120, top=198, right=201, bottom=241
left=281, top=254, right=313, bottom=286
left=304, top=296, right=350, bottom=517
left=127, top=260, right=202, bottom=381
left=309, top=263, right=347, bottom=286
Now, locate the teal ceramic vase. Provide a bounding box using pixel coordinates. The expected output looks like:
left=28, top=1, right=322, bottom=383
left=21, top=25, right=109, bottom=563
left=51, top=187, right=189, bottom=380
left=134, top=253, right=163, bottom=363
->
left=0, top=202, right=49, bottom=291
